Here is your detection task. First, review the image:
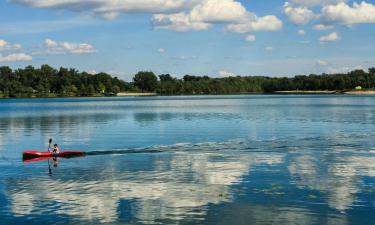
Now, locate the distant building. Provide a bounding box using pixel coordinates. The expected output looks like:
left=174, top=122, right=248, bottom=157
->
left=355, top=86, right=362, bottom=90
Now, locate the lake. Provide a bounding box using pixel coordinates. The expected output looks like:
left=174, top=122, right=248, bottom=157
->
left=0, top=95, right=374, bottom=225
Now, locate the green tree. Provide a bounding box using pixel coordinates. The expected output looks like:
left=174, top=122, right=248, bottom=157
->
left=133, top=71, right=158, bottom=92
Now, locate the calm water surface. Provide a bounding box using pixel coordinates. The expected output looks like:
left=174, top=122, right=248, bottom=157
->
left=0, top=95, right=374, bottom=224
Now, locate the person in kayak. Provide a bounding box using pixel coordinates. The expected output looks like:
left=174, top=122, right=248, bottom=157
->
left=52, top=144, right=60, bottom=154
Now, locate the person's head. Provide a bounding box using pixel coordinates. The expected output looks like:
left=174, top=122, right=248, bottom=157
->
left=53, top=144, right=58, bottom=149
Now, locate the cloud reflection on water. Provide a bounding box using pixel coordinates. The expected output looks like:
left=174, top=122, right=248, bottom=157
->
left=1, top=96, right=374, bottom=224
left=6, top=142, right=285, bottom=223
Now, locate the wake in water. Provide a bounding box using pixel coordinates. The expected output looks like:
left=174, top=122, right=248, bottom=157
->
left=86, top=149, right=163, bottom=156
left=85, top=132, right=374, bottom=157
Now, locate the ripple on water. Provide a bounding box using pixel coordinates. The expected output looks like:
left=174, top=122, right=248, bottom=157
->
left=1, top=96, right=375, bottom=224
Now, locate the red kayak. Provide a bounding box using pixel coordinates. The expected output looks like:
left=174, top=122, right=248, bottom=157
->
left=23, top=150, right=86, bottom=160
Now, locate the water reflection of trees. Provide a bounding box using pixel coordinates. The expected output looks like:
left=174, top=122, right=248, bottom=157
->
left=0, top=113, right=122, bottom=135
left=1, top=113, right=120, bottom=131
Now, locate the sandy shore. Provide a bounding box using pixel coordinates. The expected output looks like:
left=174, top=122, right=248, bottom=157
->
left=345, top=91, right=375, bottom=95
left=117, top=92, right=157, bottom=96
left=275, top=90, right=337, bottom=94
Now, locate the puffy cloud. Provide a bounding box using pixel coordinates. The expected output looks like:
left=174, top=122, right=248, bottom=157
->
left=283, top=2, right=315, bottom=25
left=326, top=65, right=364, bottom=74
left=152, top=12, right=211, bottom=32
left=245, top=35, right=256, bottom=42
left=9, top=0, right=200, bottom=17
left=319, top=32, right=340, bottom=42
left=218, top=70, right=236, bottom=77
left=225, top=15, right=282, bottom=33
left=0, top=40, right=22, bottom=51
left=314, top=24, right=334, bottom=30
left=153, top=0, right=281, bottom=33
left=298, top=29, right=305, bottom=35
left=289, top=0, right=347, bottom=7
left=44, top=38, right=96, bottom=54
left=316, top=60, right=329, bottom=66
left=11, top=0, right=282, bottom=34
left=321, top=2, right=375, bottom=25
left=189, top=0, right=247, bottom=23
left=0, top=53, right=32, bottom=62
left=157, top=48, right=165, bottom=53
left=0, top=39, right=30, bottom=62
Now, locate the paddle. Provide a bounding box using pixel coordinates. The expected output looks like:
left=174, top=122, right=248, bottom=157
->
left=47, top=138, right=52, bottom=175
left=48, top=138, right=52, bottom=152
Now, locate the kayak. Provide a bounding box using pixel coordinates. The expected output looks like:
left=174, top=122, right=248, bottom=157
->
left=23, top=150, right=86, bottom=160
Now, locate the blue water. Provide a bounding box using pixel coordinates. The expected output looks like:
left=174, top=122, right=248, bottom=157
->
left=0, top=95, right=374, bottom=224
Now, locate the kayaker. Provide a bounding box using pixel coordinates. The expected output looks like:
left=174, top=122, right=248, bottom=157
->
left=52, top=144, right=60, bottom=154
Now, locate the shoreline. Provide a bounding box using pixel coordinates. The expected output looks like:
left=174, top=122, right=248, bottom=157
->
left=275, top=90, right=338, bottom=94
left=116, top=92, right=157, bottom=96
left=276, top=90, right=375, bottom=95
left=1, top=91, right=375, bottom=99
left=344, top=91, right=375, bottom=95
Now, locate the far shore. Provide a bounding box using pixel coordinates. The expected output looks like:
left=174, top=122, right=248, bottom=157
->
left=344, top=90, right=375, bottom=95
left=275, top=90, right=338, bottom=94
left=116, top=92, right=157, bottom=97
left=276, top=90, right=375, bottom=95
left=2, top=90, right=374, bottom=99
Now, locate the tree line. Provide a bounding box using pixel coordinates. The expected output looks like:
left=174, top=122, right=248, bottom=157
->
left=134, top=68, right=375, bottom=95
left=1, top=65, right=374, bottom=98
left=0, top=65, right=132, bottom=97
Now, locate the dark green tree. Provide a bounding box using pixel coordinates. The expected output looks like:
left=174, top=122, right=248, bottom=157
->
left=133, top=71, right=158, bottom=92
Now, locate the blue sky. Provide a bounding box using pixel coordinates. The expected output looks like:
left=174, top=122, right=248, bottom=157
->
left=0, top=0, right=375, bottom=80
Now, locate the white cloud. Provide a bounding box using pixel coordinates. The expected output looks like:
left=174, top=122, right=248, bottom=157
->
left=11, top=0, right=282, bottom=34
left=289, top=0, right=347, bottom=7
left=9, top=0, right=200, bottom=17
left=326, top=65, right=364, bottom=74
left=157, top=48, right=165, bottom=53
left=0, top=39, right=30, bottom=62
left=45, top=38, right=58, bottom=48
left=319, top=32, right=340, bottom=42
left=9, top=0, right=250, bottom=23
left=317, top=60, right=329, bottom=66
left=0, top=53, right=32, bottom=62
left=44, top=38, right=96, bottom=54
left=225, top=15, right=282, bottom=33
left=283, top=2, right=315, bottom=25
left=298, top=29, right=305, bottom=35
left=87, top=70, right=98, bottom=75
left=321, top=2, right=375, bottom=25
left=152, top=0, right=281, bottom=33
left=265, top=46, right=273, bottom=51
left=189, top=0, right=247, bottom=23
left=314, top=24, right=334, bottom=30
left=245, top=35, right=256, bottom=42
left=0, top=40, right=22, bottom=51
left=218, top=70, right=236, bottom=77
left=152, top=12, right=211, bottom=32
